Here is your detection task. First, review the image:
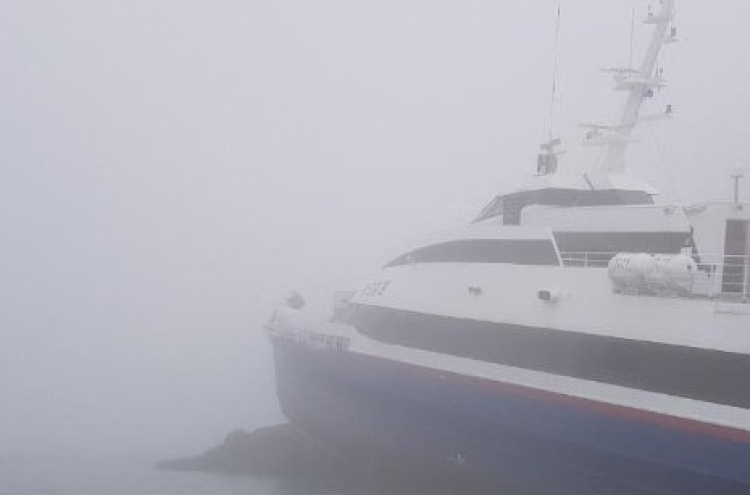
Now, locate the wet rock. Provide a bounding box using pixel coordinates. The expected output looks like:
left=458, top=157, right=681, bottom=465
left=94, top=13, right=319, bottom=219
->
left=156, top=424, right=350, bottom=480
left=156, top=424, right=534, bottom=495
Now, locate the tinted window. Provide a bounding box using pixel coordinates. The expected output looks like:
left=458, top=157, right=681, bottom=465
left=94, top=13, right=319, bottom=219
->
left=386, top=239, right=559, bottom=267
left=475, top=189, right=655, bottom=224
left=554, top=231, right=690, bottom=258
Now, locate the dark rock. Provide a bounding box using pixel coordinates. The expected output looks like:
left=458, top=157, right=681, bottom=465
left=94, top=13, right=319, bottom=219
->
left=156, top=424, right=534, bottom=495
left=156, top=424, right=352, bottom=480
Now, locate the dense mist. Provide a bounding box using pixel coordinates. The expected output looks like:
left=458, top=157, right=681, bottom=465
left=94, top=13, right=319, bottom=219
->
left=1, top=0, right=749, bottom=459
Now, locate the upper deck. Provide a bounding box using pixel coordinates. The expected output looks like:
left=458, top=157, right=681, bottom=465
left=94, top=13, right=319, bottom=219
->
left=560, top=251, right=750, bottom=303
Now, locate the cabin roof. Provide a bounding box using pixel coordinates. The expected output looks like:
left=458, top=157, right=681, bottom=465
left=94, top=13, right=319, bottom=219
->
left=511, top=172, right=659, bottom=196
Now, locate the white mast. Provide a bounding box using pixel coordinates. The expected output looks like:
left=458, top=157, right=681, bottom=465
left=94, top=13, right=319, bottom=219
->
left=592, top=0, right=677, bottom=174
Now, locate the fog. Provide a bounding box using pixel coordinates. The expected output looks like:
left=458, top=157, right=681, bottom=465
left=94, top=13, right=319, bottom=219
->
left=1, top=0, right=749, bottom=459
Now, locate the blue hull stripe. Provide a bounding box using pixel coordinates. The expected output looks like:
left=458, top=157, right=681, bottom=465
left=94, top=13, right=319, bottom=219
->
left=271, top=337, right=750, bottom=495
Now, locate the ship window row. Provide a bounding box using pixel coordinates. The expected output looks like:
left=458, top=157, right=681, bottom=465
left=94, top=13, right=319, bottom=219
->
left=554, top=232, right=692, bottom=264
left=474, top=189, right=656, bottom=224
left=385, top=239, right=560, bottom=268
left=350, top=305, right=750, bottom=410
left=384, top=233, right=692, bottom=270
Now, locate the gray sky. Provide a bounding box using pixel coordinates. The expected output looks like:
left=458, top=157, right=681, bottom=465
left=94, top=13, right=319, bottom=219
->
left=1, top=0, right=749, bottom=458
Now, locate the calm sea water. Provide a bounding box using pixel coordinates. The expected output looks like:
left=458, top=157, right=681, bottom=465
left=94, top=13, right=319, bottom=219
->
left=0, top=455, right=523, bottom=495
left=0, top=456, right=276, bottom=495
left=0, top=456, right=471, bottom=495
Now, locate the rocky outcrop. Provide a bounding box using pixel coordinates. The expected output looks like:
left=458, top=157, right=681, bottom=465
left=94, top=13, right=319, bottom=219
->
left=157, top=424, right=524, bottom=495
left=156, top=424, right=349, bottom=479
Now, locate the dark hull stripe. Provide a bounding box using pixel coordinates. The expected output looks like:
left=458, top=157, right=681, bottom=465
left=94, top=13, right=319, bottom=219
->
left=350, top=304, right=750, bottom=409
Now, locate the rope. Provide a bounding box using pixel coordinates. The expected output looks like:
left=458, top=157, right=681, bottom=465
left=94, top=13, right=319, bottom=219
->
left=630, top=5, right=637, bottom=68
left=547, top=0, right=563, bottom=141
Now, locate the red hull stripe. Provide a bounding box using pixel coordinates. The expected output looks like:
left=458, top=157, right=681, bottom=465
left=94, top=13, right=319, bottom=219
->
left=357, top=350, right=750, bottom=445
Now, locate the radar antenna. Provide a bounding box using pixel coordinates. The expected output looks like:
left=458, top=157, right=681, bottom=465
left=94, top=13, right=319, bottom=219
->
left=591, top=0, right=677, bottom=174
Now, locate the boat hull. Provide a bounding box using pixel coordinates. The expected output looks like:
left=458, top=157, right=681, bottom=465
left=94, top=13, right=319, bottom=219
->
left=270, top=335, right=750, bottom=495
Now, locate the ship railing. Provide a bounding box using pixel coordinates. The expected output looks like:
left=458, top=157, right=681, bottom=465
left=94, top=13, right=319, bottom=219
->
left=560, top=251, right=750, bottom=302
left=704, top=255, right=750, bottom=302
left=559, top=251, right=618, bottom=268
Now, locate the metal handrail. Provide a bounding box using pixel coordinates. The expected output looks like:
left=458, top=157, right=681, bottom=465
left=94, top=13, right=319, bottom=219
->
left=559, top=251, right=750, bottom=301
left=559, top=251, right=620, bottom=268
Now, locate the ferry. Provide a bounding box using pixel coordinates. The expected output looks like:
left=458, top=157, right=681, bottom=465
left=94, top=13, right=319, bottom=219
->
left=266, top=1, right=750, bottom=493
